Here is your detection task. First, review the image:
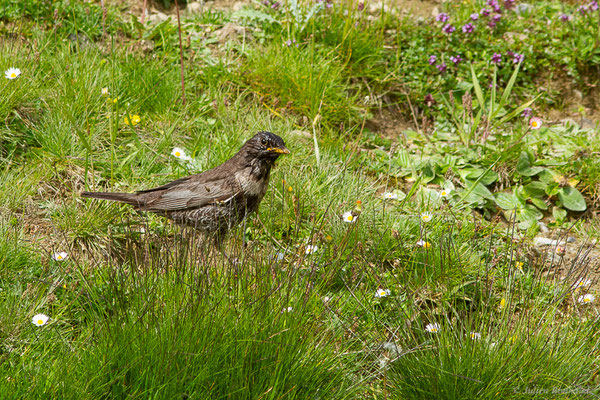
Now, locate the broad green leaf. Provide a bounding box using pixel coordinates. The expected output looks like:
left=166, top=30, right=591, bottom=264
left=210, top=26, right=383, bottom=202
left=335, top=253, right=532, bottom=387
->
left=494, top=192, right=520, bottom=210
left=517, top=205, right=543, bottom=222
left=523, top=181, right=547, bottom=199
left=558, top=187, right=587, bottom=211
left=530, top=197, right=548, bottom=210
left=467, top=181, right=494, bottom=200
left=552, top=207, right=567, bottom=222
left=516, top=152, right=543, bottom=176
left=546, top=183, right=560, bottom=196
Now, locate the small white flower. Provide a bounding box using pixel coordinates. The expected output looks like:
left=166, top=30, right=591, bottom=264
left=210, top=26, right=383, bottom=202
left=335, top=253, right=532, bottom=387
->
left=342, top=211, right=356, bottom=223
left=440, top=188, right=452, bottom=198
left=282, top=306, right=293, bottom=312
left=52, top=251, right=68, bottom=261
left=101, top=87, right=109, bottom=96
left=578, top=294, right=595, bottom=304
left=305, top=245, right=318, bottom=255
left=420, top=212, right=433, bottom=223
left=575, top=278, right=592, bottom=288
left=32, top=314, right=49, bottom=327
left=323, top=296, right=331, bottom=303
left=274, top=252, right=285, bottom=261
left=425, top=323, right=440, bottom=333
left=171, top=147, right=192, bottom=161
left=383, top=192, right=398, bottom=200
left=5, top=67, right=21, bottom=80
left=470, top=332, right=481, bottom=340
left=416, top=239, right=431, bottom=249
left=375, top=288, right=390, bottom=298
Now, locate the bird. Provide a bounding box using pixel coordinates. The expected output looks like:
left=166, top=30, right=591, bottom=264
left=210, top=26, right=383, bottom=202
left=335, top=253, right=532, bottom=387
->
left=81, top=131, right=289, bottom=238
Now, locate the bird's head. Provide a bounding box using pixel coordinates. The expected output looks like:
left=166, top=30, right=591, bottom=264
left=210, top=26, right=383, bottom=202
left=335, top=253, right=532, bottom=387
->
left=243, top=131, right=290, bottom=162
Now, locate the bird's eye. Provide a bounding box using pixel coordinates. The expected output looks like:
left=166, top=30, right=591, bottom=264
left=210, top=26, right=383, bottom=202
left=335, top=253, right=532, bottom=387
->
left=261, top=138, right=268, bottom=146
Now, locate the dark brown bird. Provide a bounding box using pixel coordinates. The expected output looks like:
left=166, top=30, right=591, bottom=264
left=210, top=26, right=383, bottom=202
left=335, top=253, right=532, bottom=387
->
left=81, top=131, right=289, bottom=237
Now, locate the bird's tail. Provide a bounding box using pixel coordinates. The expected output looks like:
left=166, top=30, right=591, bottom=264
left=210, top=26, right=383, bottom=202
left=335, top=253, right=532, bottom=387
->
left=81, top=191, right=144, bottom=207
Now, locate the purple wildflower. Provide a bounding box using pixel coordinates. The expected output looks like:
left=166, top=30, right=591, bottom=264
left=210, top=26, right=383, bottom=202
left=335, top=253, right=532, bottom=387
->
left=436, top=63, right=447, bottom=73
left=559, top=13, right=571, bottom=21
left=578, top=5, right=588, bottom=14
left=262, top=0, right=270, bottom=5
left=481, top=8, right=491, bottom=17
left=271, top=1, right=280, bottom=9
left=442, top=24, right=456, bottom=34
left=591, top=1, right=599, bottom=11
left=488, top=21, right=497, bottom=29
left=470, top=13, right=479, bottom=21
left=449, top=55, right=462, bottom=64
left=487, top=0, right=502, bottom=12
left=506, top=50, right=514, bottom=57
left=522, top=108, right=532, bottom=118
left=491, top=53, right=502, bottom=64
left=504, top=0, right=515, bottom=10
left=492, top=14, right=502, bottom=22
left=513, top=53, right=524, bottom=64
left=429, top=55, right=437, bottom=65
left=286, top=39, right=296, bottom=47
left=462, top=23, right=474, bottom=34
left=358, top=2, right=365, bottom=11
left=436, top=13, right=450, bottom=22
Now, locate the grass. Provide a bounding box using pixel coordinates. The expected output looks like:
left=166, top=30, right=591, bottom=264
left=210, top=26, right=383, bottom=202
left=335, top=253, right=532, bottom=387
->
left=2, top=0, right=600, bottom=398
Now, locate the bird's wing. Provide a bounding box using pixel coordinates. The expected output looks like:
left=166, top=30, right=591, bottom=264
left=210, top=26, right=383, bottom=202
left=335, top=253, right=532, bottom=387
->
left=140, top=174, right=239, bottom=212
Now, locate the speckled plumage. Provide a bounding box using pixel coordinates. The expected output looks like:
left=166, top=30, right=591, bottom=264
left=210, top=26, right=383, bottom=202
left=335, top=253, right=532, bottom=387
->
left=82, top=131, right=289, bottom=236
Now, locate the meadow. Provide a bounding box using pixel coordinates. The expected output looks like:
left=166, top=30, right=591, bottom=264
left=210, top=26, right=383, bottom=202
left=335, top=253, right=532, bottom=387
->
left=2, top=0, right=600, bottom=398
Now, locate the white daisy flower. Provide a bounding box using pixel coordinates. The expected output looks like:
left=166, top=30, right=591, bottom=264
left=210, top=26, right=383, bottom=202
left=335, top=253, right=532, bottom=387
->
left=420, top=212, right=433, bottom=223
left=440, top=188, right=452, bottom=198
left=470, top=332, right=481, bottom=340
left=305, top=245, right=318, bottom=255
left=101, top=87, right=109, bottom=96
left=425, top=323, right=440, bottom=333
left=575, top=278, right=592, bottom=289
left=375, top=288, right=390, bottom=298
left=578, top=294, right=595, bottom=304
left=416, top=239, right=431, bottom=249
left=171, top=147, right=192, bottom=161
left=5, top=67, right=21, bottom=80
left=52, top=251, right=68, bottom=261
left=282, top=306, right=293, bottom=312
left=32, top=314, right=49, bottom=327
left=342, top=211, right=356, bottom=223
left=383, top=192, right=398, bottom=200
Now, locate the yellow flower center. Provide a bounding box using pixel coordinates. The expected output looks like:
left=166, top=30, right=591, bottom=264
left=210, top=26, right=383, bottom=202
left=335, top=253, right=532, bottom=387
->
left=347, top=215, right=353, bottom=221
left=287, top=186, right=293, bottom=192
left=175, top=152, right=181, bottom=157
left=585, top=298, right=591, bottom=302
left=532, top=121, right=538, bottom=127
left=431, top=328, right=438, bottom=332
left=57, top=255, right=62, bottom=260
left=10, top=73, right=16, bottom=78
left=38, top=319, right=44, bottom=325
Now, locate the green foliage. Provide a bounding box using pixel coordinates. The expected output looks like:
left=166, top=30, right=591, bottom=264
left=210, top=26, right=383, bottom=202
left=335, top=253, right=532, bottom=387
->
left=3, top=0, right=600, bottom=398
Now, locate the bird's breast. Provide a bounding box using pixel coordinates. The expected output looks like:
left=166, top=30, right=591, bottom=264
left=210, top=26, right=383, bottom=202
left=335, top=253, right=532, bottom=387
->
left=235, top=168, right=270, bottom=200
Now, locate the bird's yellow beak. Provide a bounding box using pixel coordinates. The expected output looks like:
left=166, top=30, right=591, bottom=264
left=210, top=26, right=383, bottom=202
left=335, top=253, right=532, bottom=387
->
left=267, top=147, right=290, bottom=154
